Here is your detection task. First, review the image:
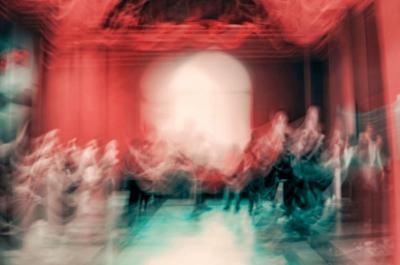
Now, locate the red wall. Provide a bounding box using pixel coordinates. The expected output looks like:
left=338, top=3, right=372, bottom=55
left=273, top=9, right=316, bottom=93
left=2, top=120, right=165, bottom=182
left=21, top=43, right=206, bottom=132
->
left=36, top=47, right=305, bottom=151
left=246, top=60, right=305, bottom=126
left=376, top=0, right=400, bottom=263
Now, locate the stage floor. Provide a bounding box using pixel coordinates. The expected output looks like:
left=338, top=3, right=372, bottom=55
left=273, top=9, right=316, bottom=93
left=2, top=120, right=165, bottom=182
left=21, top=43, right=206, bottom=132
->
left=3, top=196, right=392, bottom=265
left=109, top=199, right=391, bottom=265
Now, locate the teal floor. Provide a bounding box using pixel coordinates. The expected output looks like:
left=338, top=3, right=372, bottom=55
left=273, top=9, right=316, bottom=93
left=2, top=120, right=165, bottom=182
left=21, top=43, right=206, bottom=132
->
left=4, top=197, right=390, bottom=265
left=109, top=199, right=345, bottom=265
left=113, top=200, right=288, bottom=265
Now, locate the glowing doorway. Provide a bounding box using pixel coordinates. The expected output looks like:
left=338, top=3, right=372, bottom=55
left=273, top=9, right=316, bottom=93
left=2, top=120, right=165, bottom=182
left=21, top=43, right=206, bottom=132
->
left=141, top=51, right=252, bottom=173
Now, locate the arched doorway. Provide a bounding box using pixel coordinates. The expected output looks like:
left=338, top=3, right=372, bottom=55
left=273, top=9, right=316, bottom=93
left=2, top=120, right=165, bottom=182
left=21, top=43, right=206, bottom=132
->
left=141, top=51, right=252, bottom=173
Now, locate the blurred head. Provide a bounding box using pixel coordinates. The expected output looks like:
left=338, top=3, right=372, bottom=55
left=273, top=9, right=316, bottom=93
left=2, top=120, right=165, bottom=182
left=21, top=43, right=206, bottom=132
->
left=40, top=129, right=59, bottom=155
left=332, top=129, right=342, bottom=143
left=81, top=140, right=99, bottom=166
left=376, top=134, right=383, bottom=147
left=365, top=123, right=374, bottom=137
left=105, top=139, right=117, bottom=151
left=44, top=129, right=58, bottom=142
left=269, top=111, right=288, bottom=138
left=305, top=106, right=319, bottom=130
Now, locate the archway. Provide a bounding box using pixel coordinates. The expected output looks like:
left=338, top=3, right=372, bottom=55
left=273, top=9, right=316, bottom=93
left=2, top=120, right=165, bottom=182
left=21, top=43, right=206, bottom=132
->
left=141, top=51, right=252, bottom=173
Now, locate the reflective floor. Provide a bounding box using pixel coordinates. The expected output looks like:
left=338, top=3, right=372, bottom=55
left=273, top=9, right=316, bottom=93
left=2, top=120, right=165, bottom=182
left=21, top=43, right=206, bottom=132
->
left=2, top=193, right=392, bottom=265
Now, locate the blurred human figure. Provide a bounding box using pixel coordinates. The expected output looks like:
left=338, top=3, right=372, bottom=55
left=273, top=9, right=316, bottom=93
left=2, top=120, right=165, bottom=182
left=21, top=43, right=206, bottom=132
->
left=290, top=106, right=324, bottom=159
left=0, top=124, right=30, bottom=240
left=192, top=165, right=212, bottom=213
left=59, top=142, right=80, bottom=226
left=355, top=124, right=383, bottom=226
left=285, top=107, right=332, bottom=231
left=224, top=111, right=289, bottom=215
left=327, top=129, right=344, bottom=206
left=357, top=124, right=376, bottom=188
left=100, top=140, right=119, bottom=194
left=259, top=111, right=290, bottom=204
left=222, top=145, right=243, bottom=212
left=374, top=135, right=385, bottom=180
left=223, top=150, right=256, bottom=214
left=72, top=141, right=108, bottom=241
left=45, top=142, right=65, bottom=235
left=270, top=136, right=295, bottom=210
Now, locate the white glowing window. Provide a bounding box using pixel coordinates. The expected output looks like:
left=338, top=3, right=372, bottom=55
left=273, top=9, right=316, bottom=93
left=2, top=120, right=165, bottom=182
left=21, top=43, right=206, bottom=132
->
left=141, top=51, right=252, bottom=172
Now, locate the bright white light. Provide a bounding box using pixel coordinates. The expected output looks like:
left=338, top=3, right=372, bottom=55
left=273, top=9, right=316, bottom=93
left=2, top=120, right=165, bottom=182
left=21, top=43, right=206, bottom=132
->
left=142, top=51, right=251, bottom=172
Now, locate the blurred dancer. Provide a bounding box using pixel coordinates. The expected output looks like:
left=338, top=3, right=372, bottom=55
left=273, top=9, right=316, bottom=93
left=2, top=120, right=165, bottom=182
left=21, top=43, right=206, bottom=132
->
left=222, top=145, right=242, bottom=211
left=193, top=164, right=212, bottom=212
left=123, top=146, right=142, bottom=211
left=260, top=111, right=290, bottom=204
left=224, top=111, right=289, bottom=214
left=0, top=124, right=29, bottom=238
left=223, top=150, right=256, bottom=214
left=74, top=141, right=107, bottom=241
left=327, top=129, right=344, bottom=206
left=356, top=125, right=384, bottom=225
left=286, top=107, right=332, bottom=229
left=15, top=130, right=58, bottom=232
left=374, top=135, right=385, bottom=181
left=100, top=140, right=119, bottom=194
left=60, top=144, right=80, bottom=225
left=127, top=140, right=159, bottom=211
left=45, top=144, right=65, bottom=235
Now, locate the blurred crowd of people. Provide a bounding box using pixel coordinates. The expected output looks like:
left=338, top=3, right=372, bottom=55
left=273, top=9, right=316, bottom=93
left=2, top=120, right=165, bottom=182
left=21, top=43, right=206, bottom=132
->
left=0, top=106, right=388, bottom=243
left=222, top=107, right=386, bottom=230
left=0, top=129, right=119, bottom=242
left=121, top=106, right=387, bottom=228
